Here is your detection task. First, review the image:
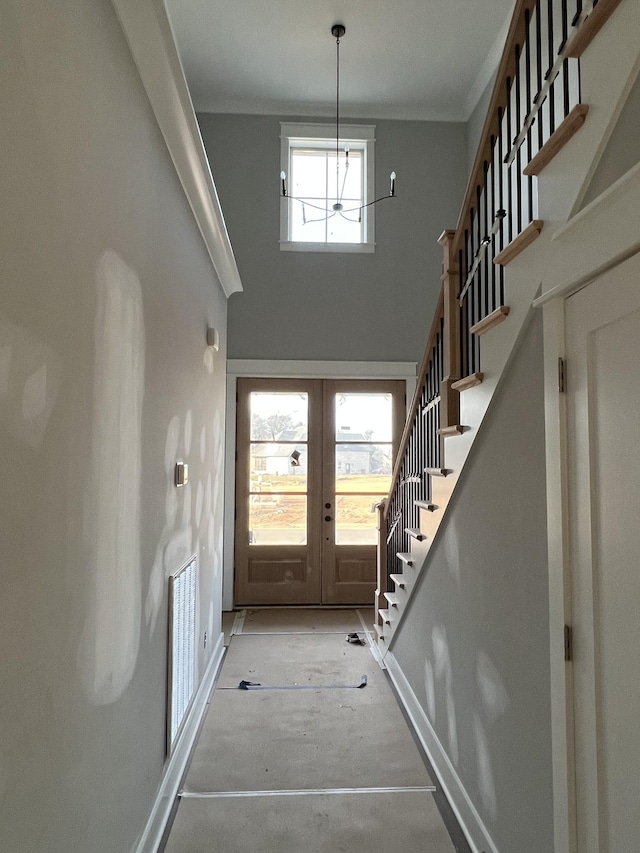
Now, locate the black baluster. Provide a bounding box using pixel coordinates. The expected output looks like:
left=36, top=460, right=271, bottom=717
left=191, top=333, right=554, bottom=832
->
left=482, top=169, right=489, bottom=317
left=525, top=11, right=534, bottom=225
left=515, top=44, right=523, bottom=236
left=561, top=0, right=571, bottom=118
left=490, top=138, right=498, bottom=313
left=547, top=0, right=556, bottom=135
left=505, top=78, right=513, bottom=243
left=536, top=1, right=544, bottom=151
left=458, top=248, right=467, bottom=379
left=572, top=0, right=583, bottom=27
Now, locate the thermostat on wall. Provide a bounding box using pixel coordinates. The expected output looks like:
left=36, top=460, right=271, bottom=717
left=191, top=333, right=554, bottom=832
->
left=175, top=462, right=189, bottom=487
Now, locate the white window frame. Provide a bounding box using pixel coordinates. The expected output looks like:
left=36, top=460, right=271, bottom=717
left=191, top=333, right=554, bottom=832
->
left=279, top=122, right=376, bottom=254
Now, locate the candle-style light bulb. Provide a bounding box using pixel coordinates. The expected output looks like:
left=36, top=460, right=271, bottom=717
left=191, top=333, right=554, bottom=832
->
left=390, top=171, right=397, bottom=197
left=280, top=171, right=287, bottom=197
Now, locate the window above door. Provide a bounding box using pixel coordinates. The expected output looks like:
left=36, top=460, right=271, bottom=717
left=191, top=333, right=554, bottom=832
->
left=279, top=123, right=376, bottom=253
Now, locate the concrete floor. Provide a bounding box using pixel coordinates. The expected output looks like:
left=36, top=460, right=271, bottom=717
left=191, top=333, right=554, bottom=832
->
left=163, top=609, right=464, bottom=852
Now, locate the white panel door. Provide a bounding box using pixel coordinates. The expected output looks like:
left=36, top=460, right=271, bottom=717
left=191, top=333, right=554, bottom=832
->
left=566, top=252, right=640, bottom=853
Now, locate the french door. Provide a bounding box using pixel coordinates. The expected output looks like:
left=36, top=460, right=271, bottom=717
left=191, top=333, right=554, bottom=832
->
left=234, top=378, right=405, bottom=605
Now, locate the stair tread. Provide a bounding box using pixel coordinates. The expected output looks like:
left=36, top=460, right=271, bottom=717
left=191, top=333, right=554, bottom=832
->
left=415, top=500, right=438, bottom=511
left=405, top=527, right=426, bottom=540
left=378, top=608, right=392, bottom=623
left=396, top=552, right=414, bottom=566
left=451, top=372, right=484, bottom=392
left=493, top=221, right=543, bottom=266
left=523, top=104, right=589, bottom=176
left=384, top=592, right=400, bottom=607
left=438, top=424, right=464, bottom=436
left=389, top=573, right=406, bottom=588
left=470, top=305, right=511, bottom=336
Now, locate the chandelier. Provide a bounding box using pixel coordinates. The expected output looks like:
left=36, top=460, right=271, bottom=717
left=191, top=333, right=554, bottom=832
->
left=280, top=23, right=396, bottom=225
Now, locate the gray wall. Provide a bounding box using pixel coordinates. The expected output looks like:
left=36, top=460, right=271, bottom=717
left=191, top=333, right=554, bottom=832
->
left=198, top=114, right=467, bottom=364
left=466, top=75, right=497, bottom=176
left=390, top=313, right=552, bottom=853
left=581, top=70, right=640, bottom=208
left=0, top=2, right=227, bottom=851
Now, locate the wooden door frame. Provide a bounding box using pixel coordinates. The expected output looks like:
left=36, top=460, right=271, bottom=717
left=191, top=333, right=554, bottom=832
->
left=222, top=361, right=416, bottom=611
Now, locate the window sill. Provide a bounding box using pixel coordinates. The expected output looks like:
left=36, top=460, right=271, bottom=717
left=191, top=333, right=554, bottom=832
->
left=279, top=241, right=375, bottom=254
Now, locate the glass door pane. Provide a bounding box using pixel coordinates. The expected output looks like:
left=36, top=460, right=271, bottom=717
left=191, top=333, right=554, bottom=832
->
left=334, top=392, right=393, bottom=545
left=248, top=392, right=308, bottom=545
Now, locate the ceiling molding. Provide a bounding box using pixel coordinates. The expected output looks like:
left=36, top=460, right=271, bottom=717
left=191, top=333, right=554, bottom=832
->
left=110, top=0, right=243, bottom=297
left=194, top=99, right=465, bottom=123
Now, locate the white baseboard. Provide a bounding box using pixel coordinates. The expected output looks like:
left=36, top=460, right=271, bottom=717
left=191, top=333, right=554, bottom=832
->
left=384, top=651, right=498, bottom=853
left=135, top=632, right=225, bottom=853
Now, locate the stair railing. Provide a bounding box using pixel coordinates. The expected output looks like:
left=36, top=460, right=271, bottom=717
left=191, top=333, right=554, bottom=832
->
left=454, top=0, right=598, bottom=383
left=375, top=231, right=459, bottom=625
left=376, top=0, right=617, bottom=640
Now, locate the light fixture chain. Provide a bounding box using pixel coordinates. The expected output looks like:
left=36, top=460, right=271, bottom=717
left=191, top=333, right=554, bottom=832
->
left=336, top=34, right=340, bottom=201
left=280, top=23, right=396, bottom=233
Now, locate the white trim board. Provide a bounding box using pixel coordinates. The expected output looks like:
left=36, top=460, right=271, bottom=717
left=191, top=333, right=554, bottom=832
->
left=222, top=360, right=417, bottom=611
left=134, top=631, right=225, bottom=853
left=227, top=359, right=416, bottom=380
left=384, top=651, right=497, bottom=853
left=110, top=0, right=242, bottom=297
left=535, top=162, right=640, bottom=307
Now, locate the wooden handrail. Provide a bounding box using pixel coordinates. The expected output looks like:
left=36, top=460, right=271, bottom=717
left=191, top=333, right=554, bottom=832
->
left=383, top=285, right=445, bottom=521
left=453, top=0, right=537, bottom=260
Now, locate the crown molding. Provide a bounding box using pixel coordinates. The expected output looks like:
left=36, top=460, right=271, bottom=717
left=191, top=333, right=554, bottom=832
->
left=111, top=0, right=243, bottom=297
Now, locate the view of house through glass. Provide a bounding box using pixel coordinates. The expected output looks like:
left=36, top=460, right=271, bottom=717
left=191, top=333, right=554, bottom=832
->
left=289, top=147, right=364, bottom=244
left=247, top=389, right=392, bottom=546
left=334, top=392, right=392, bottom=544
left=249, top=392, right=309, bottom=545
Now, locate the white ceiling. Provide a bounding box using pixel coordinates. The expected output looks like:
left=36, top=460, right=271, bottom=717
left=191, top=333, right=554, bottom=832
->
left=165, top=0, right=516, bottom=122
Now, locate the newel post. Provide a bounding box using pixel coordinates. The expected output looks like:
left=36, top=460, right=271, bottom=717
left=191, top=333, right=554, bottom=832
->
left=438, top=229, right=460, bottom=429
left=374, top=499, right=388, bottom=631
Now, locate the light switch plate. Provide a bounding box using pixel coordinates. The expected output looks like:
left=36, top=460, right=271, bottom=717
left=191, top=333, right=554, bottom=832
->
left=175, top=462, right=189, bottom=486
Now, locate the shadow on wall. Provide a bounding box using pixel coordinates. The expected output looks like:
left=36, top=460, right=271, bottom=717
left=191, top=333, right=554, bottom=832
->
left=0, top=315, right=62, bottom=450
left=424, top=628, right=510, bottom=822
left=73, top=250, right=226, bottom=707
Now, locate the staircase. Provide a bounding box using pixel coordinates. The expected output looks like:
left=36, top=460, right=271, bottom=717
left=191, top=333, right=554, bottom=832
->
left=374, top=0, right=632, bottom=653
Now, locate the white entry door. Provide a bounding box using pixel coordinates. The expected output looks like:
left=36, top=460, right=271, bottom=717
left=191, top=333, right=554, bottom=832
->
left=565, top=251, right=640, bottom=853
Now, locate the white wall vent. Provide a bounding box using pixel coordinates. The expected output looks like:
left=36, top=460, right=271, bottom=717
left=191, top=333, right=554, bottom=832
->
left=167, top=555, right=197, bottom=754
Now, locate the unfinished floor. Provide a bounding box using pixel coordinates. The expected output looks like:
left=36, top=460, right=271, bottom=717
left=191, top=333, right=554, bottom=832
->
left=162, top=609, right=468, bottom=852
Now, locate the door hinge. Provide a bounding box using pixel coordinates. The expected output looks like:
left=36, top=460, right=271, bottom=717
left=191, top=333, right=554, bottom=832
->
left=558, top=357, right=566, bottom=393
left=564, top=624, right=573, bottom=661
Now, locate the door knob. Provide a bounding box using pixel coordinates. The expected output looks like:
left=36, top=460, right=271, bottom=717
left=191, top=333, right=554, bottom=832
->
left=325, top=515, right=332, bottom=522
